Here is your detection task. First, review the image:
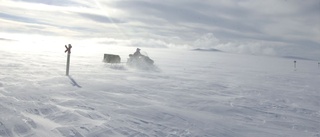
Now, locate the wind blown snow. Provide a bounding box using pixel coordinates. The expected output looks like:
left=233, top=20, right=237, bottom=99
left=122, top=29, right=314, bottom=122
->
left=0, top=42, right=319, bottom=137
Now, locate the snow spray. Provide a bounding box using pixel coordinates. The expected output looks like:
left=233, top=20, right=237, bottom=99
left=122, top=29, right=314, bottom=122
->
left=65, top=44, right=72, bottom=76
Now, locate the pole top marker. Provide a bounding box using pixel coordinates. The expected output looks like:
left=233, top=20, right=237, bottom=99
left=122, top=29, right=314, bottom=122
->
left=65, top=44, right=72, bottom=54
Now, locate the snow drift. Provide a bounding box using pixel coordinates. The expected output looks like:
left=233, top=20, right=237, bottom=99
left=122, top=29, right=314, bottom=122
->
left=0, top=42, right=319, bottom=137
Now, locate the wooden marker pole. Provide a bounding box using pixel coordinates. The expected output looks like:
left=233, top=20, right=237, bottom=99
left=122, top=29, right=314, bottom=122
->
left=65, top=44, right=72, bottom=76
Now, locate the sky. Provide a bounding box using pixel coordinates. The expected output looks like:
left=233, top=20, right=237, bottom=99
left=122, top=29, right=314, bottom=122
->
left=0, top=0, right=319, bottom=59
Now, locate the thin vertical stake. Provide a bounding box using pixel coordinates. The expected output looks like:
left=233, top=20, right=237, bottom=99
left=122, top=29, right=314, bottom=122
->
left=66, top=53, right=70, bottom=76
left=65, top=44, right=72, bottom=76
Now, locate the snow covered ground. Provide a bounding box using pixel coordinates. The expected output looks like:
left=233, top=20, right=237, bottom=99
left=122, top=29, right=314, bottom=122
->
left=0, top=41, right=319, bottom=137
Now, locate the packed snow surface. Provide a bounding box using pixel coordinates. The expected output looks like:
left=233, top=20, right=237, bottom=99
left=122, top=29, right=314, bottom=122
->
left=0, top=42, right=319, bottom=137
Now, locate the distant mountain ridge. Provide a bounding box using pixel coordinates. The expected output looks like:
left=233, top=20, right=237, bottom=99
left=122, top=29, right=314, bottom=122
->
left=282, top=56, right=315, bottom=61
left=0, top=38, right=14, bottom=41
left=193, top=48, right=222, bottom=52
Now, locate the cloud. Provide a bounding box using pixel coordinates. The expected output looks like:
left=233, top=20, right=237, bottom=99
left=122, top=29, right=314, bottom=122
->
left=0, top=0, right=319, bottom=59
left=215, top=42, right=277, bottom=56
left=127, top=39, right=168, bottom=48
left=101, top=38, right=188, bottom=49
left=109, top=0, right=319, bottom=47
left=11, top=0, right=85, bottom=6
left=193, top=33, right=220, bottom=49
left=193, top=33, right=277, bottom=56
left=77, top=13, right=124, bottom=24
left=0, top=12, right=41, bottom=24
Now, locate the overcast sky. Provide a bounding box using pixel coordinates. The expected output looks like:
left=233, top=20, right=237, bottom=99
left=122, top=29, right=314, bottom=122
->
left=0, top=0, right=319, bottom=59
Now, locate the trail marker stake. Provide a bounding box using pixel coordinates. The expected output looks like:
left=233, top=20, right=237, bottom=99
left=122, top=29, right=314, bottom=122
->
left=65, top=44, right=72, bottom=76
left=294, top=60, right=296, bottom=69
